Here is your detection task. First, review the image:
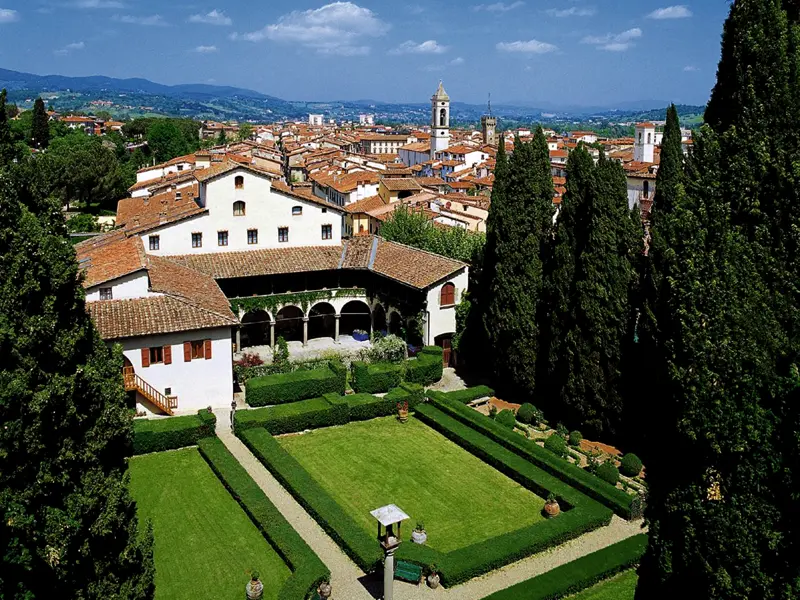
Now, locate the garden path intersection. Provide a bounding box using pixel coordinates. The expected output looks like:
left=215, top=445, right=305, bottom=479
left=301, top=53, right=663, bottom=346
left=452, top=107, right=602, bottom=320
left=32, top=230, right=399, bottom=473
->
left=213, top=408, right=645, bottom=599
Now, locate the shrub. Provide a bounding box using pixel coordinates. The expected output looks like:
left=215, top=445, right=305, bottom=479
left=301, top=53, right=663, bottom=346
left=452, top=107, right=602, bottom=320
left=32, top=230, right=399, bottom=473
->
left=67, top=212, right=100, bottom=232
left=198, top=437, right=330, bottom=600
left=384, top=382, right=424, bottom=408
left=368, top=334, right=407, bottom=363
left=235, top=352, right=264, bottom=368
left=351, top=361, right=403, bottom=394
left=495, top=409, right=516, bottom=430
left=235, top=397, right=346, bottom=435
left=246, top=363, right=345, bottom=406
left=427, top=385, right=494, bottom=405
left=481, top=534, right=648, bottom=600
left=596, top=461, right=620, bottom=486
left=489, top=405, right=498, bottom=419
left=556, top=423, right=569, bottom=439
left=544, top=434, right=568, bottom=458
left=274, top=336, right=290, bottom=369
left=569, top=431, right=583, bottom=447
left=404, top=347, right=444, bottom=386
left=132, top=409, right=216, bottom=455
left=516, top=403, right=542, bottom=425
left=620, top=454, right=643, bottom=478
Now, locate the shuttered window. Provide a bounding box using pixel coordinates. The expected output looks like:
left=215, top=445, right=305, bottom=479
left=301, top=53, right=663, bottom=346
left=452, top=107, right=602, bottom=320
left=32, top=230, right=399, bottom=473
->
left=183, top=340, right=212, bottom=361
left=440, top=283, right=456, bottom=306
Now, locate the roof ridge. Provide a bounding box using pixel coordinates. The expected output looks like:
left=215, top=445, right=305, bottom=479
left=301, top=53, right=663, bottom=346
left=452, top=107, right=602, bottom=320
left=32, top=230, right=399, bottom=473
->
left=376, top=236, right=468, bottom=267
left=161, top=291, right=238, bottom=325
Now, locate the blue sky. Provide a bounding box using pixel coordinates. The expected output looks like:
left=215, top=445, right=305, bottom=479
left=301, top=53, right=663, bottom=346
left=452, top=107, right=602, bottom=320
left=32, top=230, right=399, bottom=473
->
left=0, top=1, right=729, bottom=107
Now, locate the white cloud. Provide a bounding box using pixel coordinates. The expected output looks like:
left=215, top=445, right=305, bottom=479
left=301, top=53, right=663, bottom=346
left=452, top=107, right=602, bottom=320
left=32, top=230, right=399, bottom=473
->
left=582, top=27, right=641, bottom=51
left=194, top=45, right=218, bottom=53
left=232, top=2, right=389, bottom=57
left=474, top=1, right=524, bottom=12
left=55, top=41, right=85, bottom=55
left=0, top=8, right=19, bottom=22
left=189, top=9, right=231, bottom=26
left=113, top=14, right=167, bottom=26
left=74, top=0, right=124, bottom=8
left=545, top=6, right=595, bottom=17
left=684, top=65, right=699, bottom=72
left=496, top=39, right=558, bottom=53
left=390, top=40, right=448, bottom=55
left=449, top=56, right=464, bottom=65
left=647, top=5, right=692, bottom=19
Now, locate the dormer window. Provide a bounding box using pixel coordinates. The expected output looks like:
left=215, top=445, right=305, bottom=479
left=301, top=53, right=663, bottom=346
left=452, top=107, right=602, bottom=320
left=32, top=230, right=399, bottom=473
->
left=235, top=175, right=244, bottom=189
left=233, top=201, right=246, bottom=216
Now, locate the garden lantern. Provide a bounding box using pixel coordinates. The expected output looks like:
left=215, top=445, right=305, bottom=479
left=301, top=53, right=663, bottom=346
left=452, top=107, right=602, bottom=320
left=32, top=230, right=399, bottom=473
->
left=370, top=504, right=409, bottom=600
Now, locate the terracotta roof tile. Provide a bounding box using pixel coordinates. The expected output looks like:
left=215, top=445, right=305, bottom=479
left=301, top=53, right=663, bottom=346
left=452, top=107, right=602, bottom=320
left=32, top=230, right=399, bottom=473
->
left=76, top=234, right=147, bottom=288
left=271, top=181, right=345, bottom=212
left=381, top=178, right=422, bottom=192
left=166, top=246, right=343, bottom=279
left=371, top=238, right=466, bottom=289
left=344, top=194, right=386, bottom=214
left=117, top=185, right=200, bottom=228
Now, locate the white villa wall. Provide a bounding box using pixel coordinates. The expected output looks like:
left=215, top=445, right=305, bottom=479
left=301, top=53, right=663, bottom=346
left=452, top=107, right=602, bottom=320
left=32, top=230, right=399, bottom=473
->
left=142, top=170, right=343, bottom=255
left=424, top=268, right=469, bottom=344
left=120, top=326, right=233, bottom=414
left=626, top=176, right=654, bottom=210
left=85, top=271, right=153, bottom=301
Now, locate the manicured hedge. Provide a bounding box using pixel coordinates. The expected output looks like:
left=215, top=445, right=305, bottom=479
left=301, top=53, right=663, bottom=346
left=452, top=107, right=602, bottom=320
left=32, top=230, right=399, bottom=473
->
left=240, top=428, right=383, bottom=572
left=384, top=382, right=424, bottom=407
left=132, top=410, right=216, bottom=455
left=246, top=363, right=345, bottom=407
left=351, top=361, right=404, bottom=394
left=235, top=397, right=347, bottom=435
left=404, top=346, right=444, bottom=386
left=197, top=437, right=330, bottom=600
left=483, top=534, right=648, bottom=600
left=426, top=394, right=642, bottom=520
left=427, top=385, right=495, bottom=405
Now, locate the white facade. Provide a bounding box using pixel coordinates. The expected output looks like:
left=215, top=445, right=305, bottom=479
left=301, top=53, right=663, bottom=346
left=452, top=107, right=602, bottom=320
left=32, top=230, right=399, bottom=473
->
left=359, top=114, right=375, bottom=125
left=85, top=271, right=153, bottom=302
left=121, top=327, right=233, bottom=414
left=136, top=160, right=195, bottom=184
left=399, top=146, right=432, bottom=167
left=634, top=124, right=656, bottom=163
left=424, top=268, right=469, bottom=344
left=142, top=169, right=344, bottom=256
left=430, top=83, right=451, bottom=159
left=626, top=175, right=655, bottom=210
left=308, top=114, right=324, bottom=126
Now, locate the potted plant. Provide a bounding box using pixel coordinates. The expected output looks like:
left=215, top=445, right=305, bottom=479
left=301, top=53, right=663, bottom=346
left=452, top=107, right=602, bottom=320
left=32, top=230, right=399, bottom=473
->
left=245, top=570, right=263, bottom=600
left=411, top=521, right=427, bottom=545
left=353, top=329, right=369, bottom=342
left=426, top=564, right=440, bottom=589
left=397, top=401, right=409, bottom=423
left=543, top=493, right=560, bottom=518
left=317, top=578, right=332, bottom=599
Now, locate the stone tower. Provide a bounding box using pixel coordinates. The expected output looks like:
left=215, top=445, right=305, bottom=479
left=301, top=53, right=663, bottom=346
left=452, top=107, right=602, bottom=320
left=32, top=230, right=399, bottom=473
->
left=634, top=122, right=656, bottom=163
left=481, top=94, right=497, bottom=146
left=430, top=81, right=451, bottom=159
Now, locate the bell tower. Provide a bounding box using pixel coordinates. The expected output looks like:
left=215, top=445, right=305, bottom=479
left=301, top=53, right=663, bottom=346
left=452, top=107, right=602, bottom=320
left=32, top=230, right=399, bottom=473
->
left=481, top=93, right=497, bottom=146
left=430, top=81, right=451, bottom=159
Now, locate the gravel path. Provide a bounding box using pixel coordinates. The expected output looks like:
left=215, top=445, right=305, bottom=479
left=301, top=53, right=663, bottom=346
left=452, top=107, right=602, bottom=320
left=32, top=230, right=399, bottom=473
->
left=214, top=408, right=646, bottom=600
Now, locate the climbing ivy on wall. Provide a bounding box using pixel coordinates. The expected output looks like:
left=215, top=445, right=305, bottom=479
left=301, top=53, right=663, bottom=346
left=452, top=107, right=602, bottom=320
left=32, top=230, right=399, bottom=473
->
left=231, top=288, right=368, bottom=315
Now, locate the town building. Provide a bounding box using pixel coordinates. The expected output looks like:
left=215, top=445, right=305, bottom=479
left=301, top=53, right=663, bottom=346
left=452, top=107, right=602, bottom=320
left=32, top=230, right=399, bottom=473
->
left=430, top=82, right=451, bottom=160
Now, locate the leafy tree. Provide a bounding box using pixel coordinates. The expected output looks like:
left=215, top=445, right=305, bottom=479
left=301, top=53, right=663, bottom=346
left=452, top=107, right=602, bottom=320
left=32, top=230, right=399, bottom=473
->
left=31, top=97, right=50, bottom=150
left=483, top=129, right=554, bottom=397
left=237, top=122, right=254, bottom=142
left=146, top=119, right=189, bottom=164
left=0, top=89, right=16, bottom=167
left=216, top=128, right=227, bottom=146
left=0, top=172, right=155, bottom=598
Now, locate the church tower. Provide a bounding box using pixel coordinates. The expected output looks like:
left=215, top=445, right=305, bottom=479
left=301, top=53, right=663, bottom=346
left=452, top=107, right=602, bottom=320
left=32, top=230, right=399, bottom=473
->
left=481, top=93, right=497, bottom=146
left=430, top=81, right=451, bottom=159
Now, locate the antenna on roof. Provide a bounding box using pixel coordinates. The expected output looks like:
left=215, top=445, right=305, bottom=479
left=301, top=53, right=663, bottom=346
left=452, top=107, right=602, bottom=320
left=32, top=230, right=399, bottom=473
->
left=487, top=93, right=492, bottom=117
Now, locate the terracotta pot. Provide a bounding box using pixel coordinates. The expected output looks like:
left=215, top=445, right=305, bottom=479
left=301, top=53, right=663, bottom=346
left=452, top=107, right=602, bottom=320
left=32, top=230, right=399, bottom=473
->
left=427, top=573, right=440, bottom=589
left=246, top=579, right=264, bottom=600
left=317, top=581, right=332, bottom=599
left=398, top=409, right=409, bottom=423
left=411, top=529, right=427, bottom=545
left=543, top=500, right=560, bottom=518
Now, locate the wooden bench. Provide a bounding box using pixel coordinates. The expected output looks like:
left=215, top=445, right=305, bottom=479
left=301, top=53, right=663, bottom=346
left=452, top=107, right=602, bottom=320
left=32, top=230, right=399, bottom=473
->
left=394, top=560, right=422, bottom=584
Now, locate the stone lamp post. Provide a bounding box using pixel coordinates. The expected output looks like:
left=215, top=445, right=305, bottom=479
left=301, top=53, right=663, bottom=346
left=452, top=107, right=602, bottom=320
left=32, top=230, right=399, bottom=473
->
left=370, top=504, right=410, bottom=600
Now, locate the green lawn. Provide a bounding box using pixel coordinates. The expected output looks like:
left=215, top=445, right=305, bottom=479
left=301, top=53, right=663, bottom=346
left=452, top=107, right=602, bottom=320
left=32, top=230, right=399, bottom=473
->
left=568, top=570, right=638, bottom=600
left=129, top=448, right=291, bottom=600
left=277, top=416, right=546, bottom=552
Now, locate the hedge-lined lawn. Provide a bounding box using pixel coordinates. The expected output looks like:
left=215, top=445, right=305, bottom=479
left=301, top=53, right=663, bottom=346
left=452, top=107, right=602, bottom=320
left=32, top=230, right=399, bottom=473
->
left=569, top=570, right=638, bottom=600
left=277, top=416, right=546, bottom=552
left=129, top=448, right=291, bottom=600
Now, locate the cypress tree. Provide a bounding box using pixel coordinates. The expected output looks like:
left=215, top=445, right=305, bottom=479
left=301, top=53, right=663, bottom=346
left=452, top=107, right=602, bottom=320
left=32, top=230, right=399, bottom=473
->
left=0, top=88, right=15, bottom=167
left=484, top=128, right=554, bottom=396
left=31, top=97, right=50, bottom=150
left=0, top=174, right=155, bottom=597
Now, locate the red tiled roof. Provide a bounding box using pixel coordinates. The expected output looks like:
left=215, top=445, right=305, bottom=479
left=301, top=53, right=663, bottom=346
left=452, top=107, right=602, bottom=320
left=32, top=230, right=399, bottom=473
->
left=166, top=246, right=344, bottom=279
left=76, top=234, right=147, bottom=288
left=381, top=178, right=422, bottom=192
left=117, top=185, right=200, bottom=228
left=344, top=194, right=386, bottom=214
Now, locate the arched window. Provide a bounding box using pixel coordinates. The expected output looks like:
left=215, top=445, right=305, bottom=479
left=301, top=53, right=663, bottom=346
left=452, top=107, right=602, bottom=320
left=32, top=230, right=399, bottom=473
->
left=439, top=108, right=447, bottom=127
left=440, top=283, right=455, bottom=306
left=647, top=133, right=652, bottom=144
left=235, top=175, right=244, bottom=189
left=233, top=201, right=246, bottom=216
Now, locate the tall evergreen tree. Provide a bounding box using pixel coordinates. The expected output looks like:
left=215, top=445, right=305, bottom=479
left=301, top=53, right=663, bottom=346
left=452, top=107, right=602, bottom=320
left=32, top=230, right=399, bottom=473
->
left=0, top=88, right=16, bottom=167
left=483, top=129, right=554, bottom=396
left=31, top=97, right=50, bottom=150
left=0, top=173, right=155, bottom=598
left=539, top=147, right=640, bottom=436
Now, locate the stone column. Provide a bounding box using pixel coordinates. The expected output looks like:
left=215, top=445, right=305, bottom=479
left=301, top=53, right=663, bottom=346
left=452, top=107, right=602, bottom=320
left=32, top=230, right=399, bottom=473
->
left=235, top=328, right=241, bottom=352
left=383, top=547, right=397, bottom=600
left=334, top=314, right=341, bottom=342
left=270, top=322, right=275, bottom=349
left=303, top=317, right=309, bottom=346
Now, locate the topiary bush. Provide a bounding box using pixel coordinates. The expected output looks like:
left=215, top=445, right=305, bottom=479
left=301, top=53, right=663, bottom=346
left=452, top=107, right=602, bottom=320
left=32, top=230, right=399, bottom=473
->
left=596, top=461, right=620, bottom=486
left=132, top=409, right=216, bottom=455
left=516, top=403, right=542, bottom=425
left=351, top=361, right=404, bottom=394
left=495, top=409, right=516, bottom=430
left=544, top=434, right=568, bottom=459
left=568, top=431, right=583, bottom=447
left=246, top=363, right=345, bottom=406
left=404, top=346, right=444, bottom=385
left=619, top=453, right=643, bottom=478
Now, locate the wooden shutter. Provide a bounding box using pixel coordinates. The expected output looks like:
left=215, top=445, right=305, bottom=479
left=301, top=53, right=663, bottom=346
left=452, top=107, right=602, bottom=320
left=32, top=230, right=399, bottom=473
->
left=164, top=345, right=172, bottom=365
left=141, top=347, right=150, bottom=368
left=204, top=339, right=212, bottom=360
left=184, top=342, right=192, bottom=362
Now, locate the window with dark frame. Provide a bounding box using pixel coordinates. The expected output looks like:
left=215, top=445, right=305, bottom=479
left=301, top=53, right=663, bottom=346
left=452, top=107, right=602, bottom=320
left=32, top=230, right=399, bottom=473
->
left=321, top=224, right=332, bottom=240
left=233, top=201, right=246, bottom=216
left=247, top=229, right=258, bottom=245
left=149, top=235, right=160, bottom=251
left=440, top=283, right=456, bottom=306
left=235, top=175, right=244, bottom=189
left=278, top=227, right=289, bottom=243
left=191, top=232, right=202, bottom=248
left=149, top=346, right=164, bottom=364
left=218, top=230, right=229, bottom=246
left=191, top=340, right=205, bottom=359
left=292, top=206, right=302, bottom=216
left=99, top=287, right=113, bottom=300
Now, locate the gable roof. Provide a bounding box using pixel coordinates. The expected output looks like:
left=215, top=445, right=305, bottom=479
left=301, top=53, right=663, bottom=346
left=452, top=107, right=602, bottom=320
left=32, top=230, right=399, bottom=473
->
left=76, top=233, right=147, bottom=288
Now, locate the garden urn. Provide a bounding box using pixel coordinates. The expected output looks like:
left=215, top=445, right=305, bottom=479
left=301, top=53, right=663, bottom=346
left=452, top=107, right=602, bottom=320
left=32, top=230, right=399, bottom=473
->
left=317, top=581, right=332, bottom=599
left=427, top=573, right=440, bottom=589
left=397, top=401, right=409, bottom=423
left=411, top=529, right=427, bottom=545
left=246, top=577, right=264, bottom=600
left=544, top=498, right=560, bottom=518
